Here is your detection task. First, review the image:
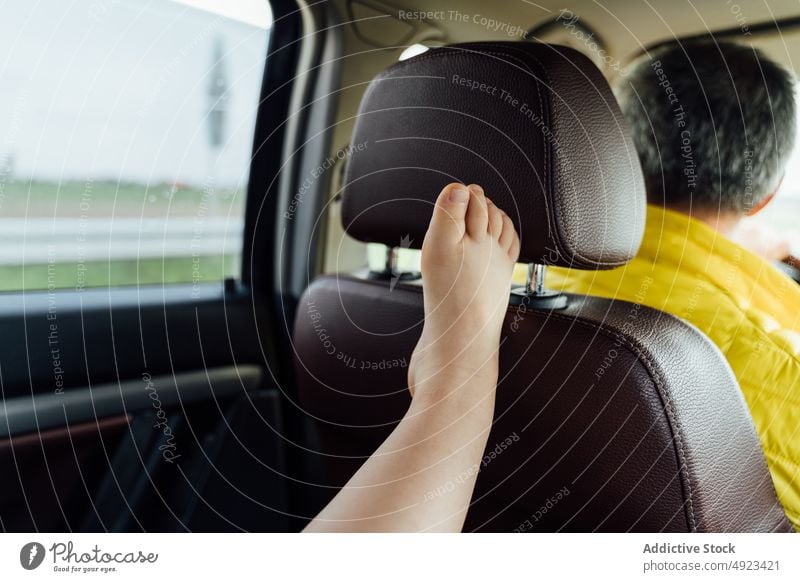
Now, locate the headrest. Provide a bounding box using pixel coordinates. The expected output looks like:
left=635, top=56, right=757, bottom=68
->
left=341, top=42, right=646, bottom=269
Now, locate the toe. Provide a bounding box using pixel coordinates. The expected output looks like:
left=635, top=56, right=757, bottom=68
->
left=427, top=182, right=470, bottom=243
left=487, top=200, right=504, bottom=239
left=465, top=184, right=489, bottom=239
left=498, top=213, right=516, bottom=250
left=508, top=230, right=521, bottom=262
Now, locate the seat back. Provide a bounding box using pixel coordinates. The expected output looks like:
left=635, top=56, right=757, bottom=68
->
left=294, top=276, right=790, bottom=531
left=292, top=42, right=791, bottom=531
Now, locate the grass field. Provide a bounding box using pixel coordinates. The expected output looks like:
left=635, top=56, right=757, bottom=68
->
left=0, top=255, right=238, bottom=292
left=0, top=179, right=243, bottom=292
left=0, top=179, right=245, bottom=218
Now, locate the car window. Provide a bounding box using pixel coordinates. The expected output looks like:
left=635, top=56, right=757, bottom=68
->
left=0, top=0, right=269, bottom=292
left=745, top=102, right=800, bottom=253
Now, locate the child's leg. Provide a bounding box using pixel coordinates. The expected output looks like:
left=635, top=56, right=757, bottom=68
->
left=304, top=183, right=520, bottom=532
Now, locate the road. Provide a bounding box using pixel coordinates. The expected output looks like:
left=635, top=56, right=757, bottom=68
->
left=0, top=217, right=244, bottom=265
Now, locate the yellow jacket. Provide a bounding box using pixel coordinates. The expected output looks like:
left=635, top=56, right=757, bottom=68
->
left=546, top=204, right=800, bottom=528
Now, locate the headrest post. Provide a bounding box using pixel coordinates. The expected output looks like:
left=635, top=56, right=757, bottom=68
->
left=367, top=245, right=421, bottom=284
left=511, top=262, right=568, bottom=310
left=528, top=263, right=547, bottom=296
left=384, top=246, right=398, bottom=276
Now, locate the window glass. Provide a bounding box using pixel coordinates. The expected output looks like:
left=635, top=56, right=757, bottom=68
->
left=0, top=0, right=270, bottom=292
left=746, top=108, right=800, bottom=253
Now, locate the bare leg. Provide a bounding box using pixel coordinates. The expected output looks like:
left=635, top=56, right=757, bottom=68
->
left=304, top=183, right=520, bottom=532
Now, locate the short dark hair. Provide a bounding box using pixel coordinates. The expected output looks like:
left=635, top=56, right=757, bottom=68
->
left=617, top=41, right=796, bottom=213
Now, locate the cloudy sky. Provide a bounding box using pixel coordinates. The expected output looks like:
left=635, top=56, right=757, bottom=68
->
left=0, top=0, right=270, bottom=188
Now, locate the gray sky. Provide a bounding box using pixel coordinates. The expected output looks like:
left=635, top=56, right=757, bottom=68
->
left=0, top=0, right=270, bottom=188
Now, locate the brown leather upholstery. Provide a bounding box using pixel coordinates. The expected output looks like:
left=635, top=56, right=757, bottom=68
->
left=293, top=42, right=790, bottom=531
left=342, top=42, right=646, bottom=269
left=294, top=276, right=791, bottom=532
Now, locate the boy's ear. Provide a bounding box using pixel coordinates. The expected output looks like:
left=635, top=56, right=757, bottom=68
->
left=746, top=175, right=783, bottom=217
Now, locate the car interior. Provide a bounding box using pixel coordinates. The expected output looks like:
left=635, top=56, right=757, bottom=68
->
left=1, top=0, right=799, bottom=533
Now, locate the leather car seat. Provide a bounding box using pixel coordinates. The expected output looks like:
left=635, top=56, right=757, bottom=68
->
left=291, top=42, right=791, bottom=532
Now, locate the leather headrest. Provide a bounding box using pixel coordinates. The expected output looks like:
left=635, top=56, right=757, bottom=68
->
left=341, top=42, right=646, bottom=269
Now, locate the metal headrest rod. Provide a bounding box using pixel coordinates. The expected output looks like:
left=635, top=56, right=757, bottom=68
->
left=368, top=246, right=421, bottom=285
left=510, top=263, right=568, bottom=310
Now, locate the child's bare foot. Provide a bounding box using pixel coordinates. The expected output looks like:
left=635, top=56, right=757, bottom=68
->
left=305, top=184, right=519, bottom=533
left=408, top=183, right=520, bottom=404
